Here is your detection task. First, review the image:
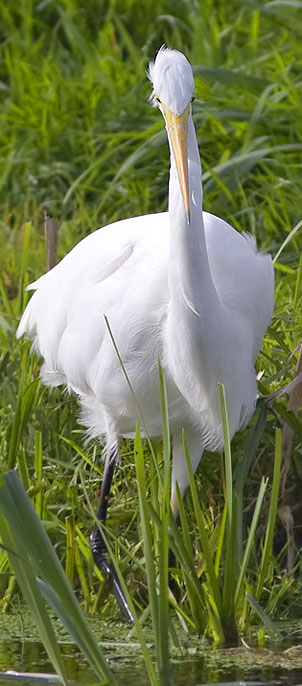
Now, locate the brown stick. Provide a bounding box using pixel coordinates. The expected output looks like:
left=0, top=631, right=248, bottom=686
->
left=44, top=213, right=59, bottom=271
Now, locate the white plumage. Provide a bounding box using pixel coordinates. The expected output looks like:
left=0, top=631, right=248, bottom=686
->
left=17, top=48, right=274, bottom=510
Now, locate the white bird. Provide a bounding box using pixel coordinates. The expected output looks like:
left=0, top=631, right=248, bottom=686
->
left=17, top=47, right=274, bottom=618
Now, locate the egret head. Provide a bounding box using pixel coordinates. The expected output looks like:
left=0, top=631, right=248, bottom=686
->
left=149, top=47, right=195, bottom=223
left=148, top=47, right=194, bottom=115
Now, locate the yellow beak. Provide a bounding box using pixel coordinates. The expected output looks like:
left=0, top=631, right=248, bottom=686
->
left=163, top=104, right=190, bottom=223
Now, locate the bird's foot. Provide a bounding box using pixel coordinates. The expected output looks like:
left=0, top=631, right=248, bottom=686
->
left=90, top=525, right=134, bottom=623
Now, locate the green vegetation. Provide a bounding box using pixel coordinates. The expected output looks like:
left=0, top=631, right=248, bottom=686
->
left=1, top=0, right=302, bottom=682
left=0, top=384, right=285, bottom=685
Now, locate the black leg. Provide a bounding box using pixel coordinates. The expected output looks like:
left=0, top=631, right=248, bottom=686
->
left=168, top=511, right=180, bottom=598
left=90, top=444, right=133, bottom=622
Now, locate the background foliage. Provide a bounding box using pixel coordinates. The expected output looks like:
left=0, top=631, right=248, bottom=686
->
left=0, top=0, right=302, bottom=631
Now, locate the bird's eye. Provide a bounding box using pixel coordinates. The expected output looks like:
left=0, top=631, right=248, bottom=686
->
left=155, top=95, right=161, bottom=104
left=191, top=95, right=196, bottom=103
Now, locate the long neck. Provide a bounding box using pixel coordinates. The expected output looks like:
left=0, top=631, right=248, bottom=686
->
left=168, top=113, right=218, bottom=319
left=166, top=110, right=226, bottom=427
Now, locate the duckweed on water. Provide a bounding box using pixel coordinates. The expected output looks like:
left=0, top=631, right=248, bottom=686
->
left=1, top=610, right=302, bottom=685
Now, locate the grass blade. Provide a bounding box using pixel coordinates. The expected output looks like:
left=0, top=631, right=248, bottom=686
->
left=17, top=221, right=31, bottom=314
left=218, top=384, right=236, bottom=627
left=34, top=430, right=44, bottom=519
left=256, top=428, right=282, bottom=599
left=158, top=361, right=171, bottom=686
left=218, top=384, right=232, bottom=525
left=0, top=512, right=68, bottom=685
left=0, top=471, right=117, bottom=685
left=246, top=593, right=282, bottom=640
left=134, top=426, right=160, bottom=683
left=235, top=477, right=268, bottom=608
left=182, top=431, right=224, bottom=642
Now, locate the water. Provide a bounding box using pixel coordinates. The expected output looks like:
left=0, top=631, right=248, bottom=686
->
left=1, top=639, right=302, bottom=686
left=1, top=611, right=302, bottom=685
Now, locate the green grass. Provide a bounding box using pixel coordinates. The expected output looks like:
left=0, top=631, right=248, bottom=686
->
left=0, top=378, right=285, bottom=684
left=1, top=0, right=302, bottom=672
left=0, top=470, right=117, bottom=685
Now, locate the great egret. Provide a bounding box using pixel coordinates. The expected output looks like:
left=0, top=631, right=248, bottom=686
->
left=17, top=47, right=274, bottom=620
